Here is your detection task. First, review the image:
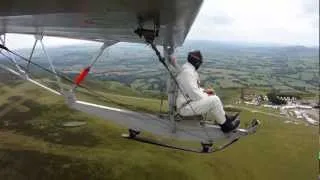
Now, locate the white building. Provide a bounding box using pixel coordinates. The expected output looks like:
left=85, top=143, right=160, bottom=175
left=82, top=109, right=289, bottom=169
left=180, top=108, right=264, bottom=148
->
left=302, top=112, right=319, bottom=125
left=293, top=110, right=303, bottom=119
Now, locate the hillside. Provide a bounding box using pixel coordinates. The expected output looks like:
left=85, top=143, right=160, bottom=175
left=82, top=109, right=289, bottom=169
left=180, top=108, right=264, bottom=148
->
left=0, top=79, right=317, bottom=180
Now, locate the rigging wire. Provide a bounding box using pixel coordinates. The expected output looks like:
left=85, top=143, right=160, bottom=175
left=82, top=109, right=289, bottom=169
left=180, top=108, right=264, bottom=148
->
left=0, top=44, right=209, bottom=140
left=158, top=76, right=166, bottom=116
left=0, top=51, right=53, bottom=86
left=0, top=51, right=17, bottom=67
left=0, top=44, right=136, bottom=108
left=148, top=43, right=211, bottom=140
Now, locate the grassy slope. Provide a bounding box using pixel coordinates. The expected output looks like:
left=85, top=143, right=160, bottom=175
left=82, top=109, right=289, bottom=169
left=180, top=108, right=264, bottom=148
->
left=0, top=81, right=318, bottom=180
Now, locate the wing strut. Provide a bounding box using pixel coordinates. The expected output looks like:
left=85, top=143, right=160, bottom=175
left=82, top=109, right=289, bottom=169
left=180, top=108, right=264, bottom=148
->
left=26, top=37, right=38, bottom=72
left=0, top=36, right=261, bottom=153
left=38, top=35, right=64, bottom=93
left=73, top=41, right=117, bottom=88
left=0, top=34, right=6, bottom=52
left=66, top=40, right=117, bottom=105
left=0, top=38, right=122, bottom=107
left=134, top=27, right=212, bottom=141
left=0, top=41, right=28, bottom=79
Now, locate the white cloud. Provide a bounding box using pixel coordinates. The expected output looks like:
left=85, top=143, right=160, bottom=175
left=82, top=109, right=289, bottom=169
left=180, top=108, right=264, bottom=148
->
left=187, top=0, right=319, bottom=46
left=1, top=34, right=98, bottom=50
left=1, top=0, right=318, bottom=48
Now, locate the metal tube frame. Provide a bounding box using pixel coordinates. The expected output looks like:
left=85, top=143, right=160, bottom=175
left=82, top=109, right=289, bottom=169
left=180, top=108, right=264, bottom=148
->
left=0, top=33, right=28, bottom=79
left=71, top=40, right=117, bottom=90
left=67, top=40, right=118, bottom=104
left=37, top=35, right=64, bottom=93
left=163, top=43, right=211, bottom=141
left=0, top=34, right=5, bottom=47
left=163, top=43, right=178, bottom=133
left=0, top=34, right=118, bottom=107
left=26, top=38, right=38, bottom=72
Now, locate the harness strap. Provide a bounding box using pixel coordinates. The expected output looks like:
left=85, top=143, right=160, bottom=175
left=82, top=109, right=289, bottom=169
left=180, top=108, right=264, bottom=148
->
left=177, top=99, right=192, bottom=112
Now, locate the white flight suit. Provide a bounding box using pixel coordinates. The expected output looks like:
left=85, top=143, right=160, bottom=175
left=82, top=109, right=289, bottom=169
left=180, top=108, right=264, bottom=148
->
left=176, top=62, right=226, bottom=124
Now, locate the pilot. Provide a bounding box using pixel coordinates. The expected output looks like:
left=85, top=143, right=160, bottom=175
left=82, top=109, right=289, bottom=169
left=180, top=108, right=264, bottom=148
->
left=176, top=50, right=240, bottom=133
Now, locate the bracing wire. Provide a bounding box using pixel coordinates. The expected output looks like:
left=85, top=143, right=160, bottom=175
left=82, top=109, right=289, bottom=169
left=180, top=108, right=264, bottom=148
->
left=0, top=45, right=137, bottom=109
left=148, top=43, right=212, bottom=140
left=0, top=44, right=210, bottom=140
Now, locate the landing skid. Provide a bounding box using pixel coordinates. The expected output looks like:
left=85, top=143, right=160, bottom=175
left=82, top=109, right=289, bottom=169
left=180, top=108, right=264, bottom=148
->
left=121, top=129, right=141, bottom=138
left=122, top=132, right=213, bottom=153
left=122, top=119, right=260, bottom=153
left=0, top=36, right=261, bottom=154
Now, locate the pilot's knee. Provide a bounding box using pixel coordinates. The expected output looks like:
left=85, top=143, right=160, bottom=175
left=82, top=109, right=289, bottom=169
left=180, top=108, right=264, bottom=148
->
left=208, top=95, right=219, bottom=101
left=208, top=95, right=222, bottom=105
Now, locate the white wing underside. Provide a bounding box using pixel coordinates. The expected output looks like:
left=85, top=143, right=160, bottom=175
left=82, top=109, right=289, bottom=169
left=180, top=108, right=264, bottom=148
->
left=0, top=0, right=203, bottom=47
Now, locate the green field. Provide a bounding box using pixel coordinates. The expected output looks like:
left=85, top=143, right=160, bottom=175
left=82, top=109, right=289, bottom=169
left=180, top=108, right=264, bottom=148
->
left=0, top=81, right=318, bottom=180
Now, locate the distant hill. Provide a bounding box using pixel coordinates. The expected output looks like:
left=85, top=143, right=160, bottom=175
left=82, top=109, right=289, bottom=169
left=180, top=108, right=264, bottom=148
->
left=13, top=40, right=319, bottom=58
left=1, top=40, right=318, bottom=95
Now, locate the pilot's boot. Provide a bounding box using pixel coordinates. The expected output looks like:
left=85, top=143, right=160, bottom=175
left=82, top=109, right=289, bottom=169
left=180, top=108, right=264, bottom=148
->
left=225, top=113, right=239, bottom=123
left=220, top=113, right=240, bottom=133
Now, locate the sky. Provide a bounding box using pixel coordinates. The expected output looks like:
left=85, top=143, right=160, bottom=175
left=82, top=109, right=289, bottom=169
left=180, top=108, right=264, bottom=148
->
left=1, top=0, right=319, bottom=49
left=187, top=0, right=319, bottom=46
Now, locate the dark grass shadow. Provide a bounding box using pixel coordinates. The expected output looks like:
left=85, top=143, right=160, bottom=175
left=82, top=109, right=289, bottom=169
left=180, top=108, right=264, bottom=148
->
left=0, top=148, right=192, bottom=180
left=0, top=148, right=113, bottom=180
left=0, top=88, right=7, bottom=94
left=0, top=96, right=101, bottom=147
left=0, top=79, right=23, bottom=88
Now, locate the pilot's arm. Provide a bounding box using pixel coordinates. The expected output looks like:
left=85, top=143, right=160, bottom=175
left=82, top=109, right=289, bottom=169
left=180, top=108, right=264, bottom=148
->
left=179, top=70, right=207, bottom=100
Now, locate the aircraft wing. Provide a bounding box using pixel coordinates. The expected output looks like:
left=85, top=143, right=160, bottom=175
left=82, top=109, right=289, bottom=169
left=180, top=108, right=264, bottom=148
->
left=0, top=0, right=203, bottom=47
